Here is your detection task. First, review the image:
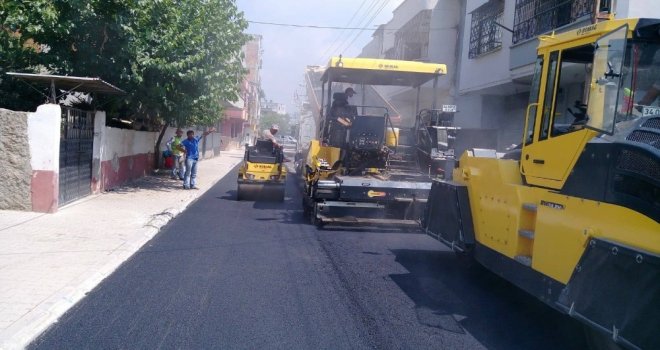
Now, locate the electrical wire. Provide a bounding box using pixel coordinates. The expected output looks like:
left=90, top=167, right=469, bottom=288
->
left=316, top=0, right=369, bottom=62
left=338, top=0, right=390, bottom=54
left=247, top=20, right=381, bottom=30
left=247, top=19, right=451, bottom=33
left=318, top=0, right=382, bottom=61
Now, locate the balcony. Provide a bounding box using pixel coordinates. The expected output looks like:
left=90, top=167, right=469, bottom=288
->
left=392, top=10, right=432, bottom=61
left=512, top=0, right=594, bottom=44
left=469, top=1, right=504, bottom=59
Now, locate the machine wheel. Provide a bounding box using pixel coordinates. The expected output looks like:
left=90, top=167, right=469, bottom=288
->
left=236, top=186, right=243, bottom=201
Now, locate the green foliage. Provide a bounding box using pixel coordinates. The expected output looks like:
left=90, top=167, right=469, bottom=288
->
left=0, top=1, right=55, bottom=110
left=259, top=110, right=292, bottom=135
left=0, top=0, right=248, bottom=128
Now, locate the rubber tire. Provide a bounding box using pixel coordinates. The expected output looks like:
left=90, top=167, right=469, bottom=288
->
left=236, top=187, right=243, bottom=201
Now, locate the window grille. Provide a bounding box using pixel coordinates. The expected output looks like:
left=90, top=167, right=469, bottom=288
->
left=512, top=0, right=594, bottom=44
left=469, top=1, right=504, bottom=59
left=393, top=10, right=431, bottom=61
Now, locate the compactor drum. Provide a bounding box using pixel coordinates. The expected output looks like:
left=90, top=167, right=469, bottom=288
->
left=237, top=139, right=286, bottom=201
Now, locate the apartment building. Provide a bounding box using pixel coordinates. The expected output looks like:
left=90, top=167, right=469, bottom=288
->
left=221, top=34, right=263, bottom=147
left=262, top=100, right=287, bottom=115
left=457, top=0, right=660, bottom=149
left=354, top=0, right=660, bottom=148
left=359, top=0, right=462, bottom=125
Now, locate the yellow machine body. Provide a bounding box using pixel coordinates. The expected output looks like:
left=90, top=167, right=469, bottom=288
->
left=237, top=141, right=287, bottom=201
left=303, top=139, right=341, bottom=183
left=238, top=161, right=287, bottom=182
left=452, top=153, right=658, bottom=284
left=302, top=57, right=446, bottom=227
left=422, top=18, right=660, bottom=349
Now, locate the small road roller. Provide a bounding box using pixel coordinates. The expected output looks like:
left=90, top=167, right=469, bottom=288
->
left=237, top=139, right=286, bottom=202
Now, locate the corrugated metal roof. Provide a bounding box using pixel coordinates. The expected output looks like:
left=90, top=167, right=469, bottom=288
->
left=6, top=72, right=125, bottom=95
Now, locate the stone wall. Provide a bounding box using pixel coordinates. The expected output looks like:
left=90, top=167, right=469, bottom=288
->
left=0, top=108, right=32, bottom=210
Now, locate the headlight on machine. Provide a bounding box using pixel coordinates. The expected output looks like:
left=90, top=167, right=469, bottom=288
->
left=246, top=173, right=256, bottom=180
left=269, top=175, right=280, bottom=180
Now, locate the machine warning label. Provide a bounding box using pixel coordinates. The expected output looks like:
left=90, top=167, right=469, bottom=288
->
left=541, top=200, right=565, bottom=210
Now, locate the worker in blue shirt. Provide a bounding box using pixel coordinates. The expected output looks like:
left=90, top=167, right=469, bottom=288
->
left=179, top=128, right=215, bottom=189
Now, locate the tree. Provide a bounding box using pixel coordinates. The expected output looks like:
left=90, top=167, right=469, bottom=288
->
left=0, top=1, right=57, bottom=110
left=120, top=0, right=248, bottom=164
left=259, top=110, right=291, bottom=136
left=1, top=0, right=248, bottom=165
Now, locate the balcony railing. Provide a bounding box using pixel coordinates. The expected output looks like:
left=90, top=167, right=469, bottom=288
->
left=469, top=1, right=504, bottom=59
left=393, top=10, right=431, bottom=61
left=512, top=0, right=594, bottom=44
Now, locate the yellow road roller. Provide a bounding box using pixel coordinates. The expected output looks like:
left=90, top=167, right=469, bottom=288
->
left=237, top=139, right=286, bottom=201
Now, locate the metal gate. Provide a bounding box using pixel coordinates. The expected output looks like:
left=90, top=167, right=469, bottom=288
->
left=59, top=107, right=94, bottom=205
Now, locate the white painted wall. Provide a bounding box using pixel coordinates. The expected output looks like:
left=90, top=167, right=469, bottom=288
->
left=466, top=0, right=489, bottom=13
left=201, top=131, right=224, bottom=158
left=95, top=124, right=224, bottom=162
left=160, top=126, right=225, bottom=159
left=27, top=104, right=61, bottom=172
left=454, top=94, right=483, bottom=128
left=361, top=0, right=460, bottom=125
left=428, top=0, right=461, bottom=92
left=458, top=0, right=514, bottom=94
left=360, top=34, right=382, bottom=58
left=102, top=127, right=159, bottom=161
left=378, top=0, right=440, bottom=54
left=616, top=0, right=660, bottom=18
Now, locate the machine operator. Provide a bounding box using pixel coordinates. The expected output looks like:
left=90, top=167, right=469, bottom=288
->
left=262, top=124, right=280, bottom=147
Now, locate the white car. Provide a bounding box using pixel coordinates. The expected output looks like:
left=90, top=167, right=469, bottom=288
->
left=277, top=135, right=297, bottom=155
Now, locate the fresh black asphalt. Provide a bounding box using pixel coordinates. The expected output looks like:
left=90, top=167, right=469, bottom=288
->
left=30, top=163, right=587, bottom=349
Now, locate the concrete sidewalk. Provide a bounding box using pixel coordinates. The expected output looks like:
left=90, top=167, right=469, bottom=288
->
left=0, top=149, right=244, bottom=349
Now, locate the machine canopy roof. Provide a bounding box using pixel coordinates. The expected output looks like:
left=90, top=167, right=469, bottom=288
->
left=321, top=57, right=446, bottom=87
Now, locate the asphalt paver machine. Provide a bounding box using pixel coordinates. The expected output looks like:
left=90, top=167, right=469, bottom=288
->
left=302, top=56, right=446, bottom=227
left=422, top=18, right=660, bottom=349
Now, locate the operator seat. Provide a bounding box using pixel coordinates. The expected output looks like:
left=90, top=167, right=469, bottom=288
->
left=256, top=139, right=275, bottom=154
left=247, top=139, right=280, bottom=164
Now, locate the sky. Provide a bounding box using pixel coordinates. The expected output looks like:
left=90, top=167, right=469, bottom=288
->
left=236, top=0, right=403, bottom=114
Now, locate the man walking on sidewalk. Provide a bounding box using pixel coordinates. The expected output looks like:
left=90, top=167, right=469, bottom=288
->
left=180, top=128, right=215, bottom=189
left=166, top=128, right=186, bottom=180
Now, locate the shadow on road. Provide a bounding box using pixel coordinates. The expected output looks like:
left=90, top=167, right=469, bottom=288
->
left=217, top=190, right=237, bottom=200
left=389, top=249, right=588, bottom=350
left=107, top=173, right=182, bottom=194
